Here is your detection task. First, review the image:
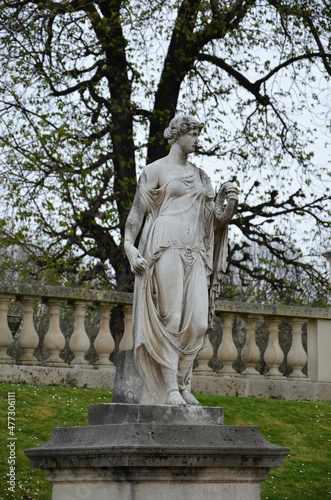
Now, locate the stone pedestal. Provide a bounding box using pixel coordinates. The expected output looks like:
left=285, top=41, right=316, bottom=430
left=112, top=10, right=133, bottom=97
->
left=25, top=404, right=289, bottom=500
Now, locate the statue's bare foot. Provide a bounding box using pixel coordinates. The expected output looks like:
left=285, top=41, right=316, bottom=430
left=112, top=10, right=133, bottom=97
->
left=180, top=388, right=201, bottom=406
left=166, top=389, right=187, bottom=406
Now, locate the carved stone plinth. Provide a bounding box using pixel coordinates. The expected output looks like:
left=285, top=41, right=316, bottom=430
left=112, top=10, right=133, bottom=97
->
left=25, top=404, right=289, bottom=500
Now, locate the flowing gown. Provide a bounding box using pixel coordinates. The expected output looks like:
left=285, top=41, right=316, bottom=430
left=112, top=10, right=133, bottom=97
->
left=132, top=166, right=216, bottom=403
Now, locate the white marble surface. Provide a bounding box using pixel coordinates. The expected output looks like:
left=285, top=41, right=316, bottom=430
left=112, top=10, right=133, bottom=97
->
left=124, top=115, right=238, bottom=405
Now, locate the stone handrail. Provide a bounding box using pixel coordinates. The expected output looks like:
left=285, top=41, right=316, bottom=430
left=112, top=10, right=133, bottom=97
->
left=0, top=284, right=330, bottom=400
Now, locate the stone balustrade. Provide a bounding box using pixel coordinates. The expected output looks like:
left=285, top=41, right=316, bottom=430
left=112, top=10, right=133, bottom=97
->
left=0, top=284, right=330, bottom=401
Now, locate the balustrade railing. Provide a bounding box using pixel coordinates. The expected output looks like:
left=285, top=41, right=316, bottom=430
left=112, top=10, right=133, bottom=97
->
left=0, top=284, right=330, bottom=397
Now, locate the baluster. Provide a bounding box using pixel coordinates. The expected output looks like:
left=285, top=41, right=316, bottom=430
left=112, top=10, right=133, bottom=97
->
left=94, top=303, right=115, bottom=366
left=264, top=317, right=285, bottom=378
left=287, top=318, right=308, bottom=379
left=18, top=297, right=40, bottom=364
left=241, top=314, right=261, bottom=377
left=69, top=301, right=91, bottom=367
left=0, top=295, right=15, bottom=363
left=43, top=300, right=67, bottom=366
left=217, top=313, right=238, bottom=376
left=119, top=305, right=133, bottom=352
left=195, top=332, right=214, bottom=375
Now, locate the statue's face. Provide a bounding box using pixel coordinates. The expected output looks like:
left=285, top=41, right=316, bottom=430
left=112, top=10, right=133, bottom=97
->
left=177, top=127, right=200, bottom=154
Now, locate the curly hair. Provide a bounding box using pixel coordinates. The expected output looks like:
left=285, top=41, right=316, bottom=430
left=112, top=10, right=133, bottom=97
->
left=164, top=115, right=202, bottom=145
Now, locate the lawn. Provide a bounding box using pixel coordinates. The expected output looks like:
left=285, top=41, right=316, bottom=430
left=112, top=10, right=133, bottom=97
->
left=0, top=383, right=330, bottom=499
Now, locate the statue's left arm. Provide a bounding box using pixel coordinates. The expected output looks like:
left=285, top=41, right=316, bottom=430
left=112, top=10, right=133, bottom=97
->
left=214, top=182, right=239, bottom=229
left=208, top=181, right=239, bottom=326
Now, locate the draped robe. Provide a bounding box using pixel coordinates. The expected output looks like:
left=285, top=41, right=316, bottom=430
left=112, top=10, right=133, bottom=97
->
left=132, top=166, right=218, bottom=403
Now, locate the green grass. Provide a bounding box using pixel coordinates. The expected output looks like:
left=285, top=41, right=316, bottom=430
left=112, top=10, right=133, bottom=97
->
left=0, top=383, right=330, bottom=499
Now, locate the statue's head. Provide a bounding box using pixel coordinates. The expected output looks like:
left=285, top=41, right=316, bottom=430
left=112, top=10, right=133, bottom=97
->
left=164, top=115, right=202, bottom=145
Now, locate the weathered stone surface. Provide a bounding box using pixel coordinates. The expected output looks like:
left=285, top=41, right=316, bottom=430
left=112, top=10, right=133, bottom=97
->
left=308, top=319, right=331, bottom=382
left=193, top=374, right=331, bottom=401
left=26, top=424, right=287, bottom=469
left=25, top=403, right=289, bottom=499
left=88, top=403, right=224, bottom=426
left=0, top=282, right=133, bottom=305
left=214, top=300, right=331, bottom=319
left=45, top=467, right=273, bottom=500
left=25, top=404, right=287, bottom=470
left=112, top=349, right=144, bottom=403
left=2, top=282, right=330, bottom=319
left=0, top=363, right=116, bottom=389
left=1, top=364, right=330, bottom=400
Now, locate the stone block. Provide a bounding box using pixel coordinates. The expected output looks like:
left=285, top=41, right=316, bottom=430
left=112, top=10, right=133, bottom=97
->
left=25, top=404, right=289, bottom=500
left=88, top=402, right=224, bottom=426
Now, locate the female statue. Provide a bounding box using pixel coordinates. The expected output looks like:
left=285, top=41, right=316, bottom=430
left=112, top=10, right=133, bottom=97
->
left=124, top=115, right=238, bottom=405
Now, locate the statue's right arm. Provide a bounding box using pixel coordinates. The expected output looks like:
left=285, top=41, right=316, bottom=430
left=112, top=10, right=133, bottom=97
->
left=124, top=193, right=148, bottom=276
left=124, top=166, right=158, bottom=276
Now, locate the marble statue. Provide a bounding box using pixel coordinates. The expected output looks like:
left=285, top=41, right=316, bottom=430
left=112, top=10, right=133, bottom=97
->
left=124, top=115, right=238, bottom=405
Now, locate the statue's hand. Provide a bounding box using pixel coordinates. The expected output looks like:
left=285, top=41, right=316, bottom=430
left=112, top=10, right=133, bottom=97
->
left=124, top=242, right=148, bottom=276
left=225, top=184, right=239, bottom=202
left=214, top=181, right=239, bottom=229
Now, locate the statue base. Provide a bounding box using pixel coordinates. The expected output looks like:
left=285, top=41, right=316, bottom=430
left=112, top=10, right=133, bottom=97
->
left=25, top=403, right=289, bottom=500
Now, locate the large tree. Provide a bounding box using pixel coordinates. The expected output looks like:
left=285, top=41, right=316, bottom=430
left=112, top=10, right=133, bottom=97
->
left=0, top=0, right=330, bottom=302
